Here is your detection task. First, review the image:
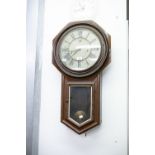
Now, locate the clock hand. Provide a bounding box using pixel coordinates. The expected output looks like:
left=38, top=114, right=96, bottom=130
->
left=71, top=48, right=81, bottom=56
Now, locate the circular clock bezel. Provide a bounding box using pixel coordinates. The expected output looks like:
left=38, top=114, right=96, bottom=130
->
left=53, top=21, right=110, bottom=77
left=58, top=26, right=103, bottom=71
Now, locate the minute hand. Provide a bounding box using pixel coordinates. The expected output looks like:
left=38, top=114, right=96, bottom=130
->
left=71, top=49, right=81, bottom=56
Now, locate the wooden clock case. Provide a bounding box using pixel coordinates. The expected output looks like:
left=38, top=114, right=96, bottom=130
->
left=52, top=20, right=111, bottom=134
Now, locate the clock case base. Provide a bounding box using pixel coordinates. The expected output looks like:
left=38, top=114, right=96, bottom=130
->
left=61, top=74, right=101, bottom=134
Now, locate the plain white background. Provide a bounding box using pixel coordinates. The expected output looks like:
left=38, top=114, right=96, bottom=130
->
left=38, top=0, right=127, bottom=155
left=0, top=0, right=155, bottom=155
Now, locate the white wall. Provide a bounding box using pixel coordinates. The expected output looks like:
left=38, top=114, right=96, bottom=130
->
left=38, top=0, right=128, bottom=155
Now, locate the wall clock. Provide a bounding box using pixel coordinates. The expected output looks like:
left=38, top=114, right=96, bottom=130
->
left=52, top=20, right=111, bottom=134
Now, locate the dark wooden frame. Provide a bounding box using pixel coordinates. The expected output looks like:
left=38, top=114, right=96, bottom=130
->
left=52, top=20, right=111, bottom=134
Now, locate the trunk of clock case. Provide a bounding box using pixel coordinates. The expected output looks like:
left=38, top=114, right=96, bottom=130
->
left=61, top=74, right=100, bottom=134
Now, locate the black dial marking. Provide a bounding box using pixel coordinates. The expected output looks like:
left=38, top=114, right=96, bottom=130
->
left=86, top=32, right=90, bottom=39
left=69, top=59, right=74, bottom=66
left=64, top=53, right=71, bottom=60
left=89, top=52, right=96, bottom=58
left=71, top=33, right=75, bottom=39
left=61, top=48, right=69, bottom=53
left=65, top=40, right=71, bottom=44
left=90, top=38, right=96, bottom=44
left=78, top=30, right=82, bottom=37
left=85, top=59, right=89, bottom=66
left=92, top=47, right=99, bottom=51
left=77, top=60, right=81, bottom=68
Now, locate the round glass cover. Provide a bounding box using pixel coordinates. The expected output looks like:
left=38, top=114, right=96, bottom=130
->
left=59, top=27, right=101, bottom=71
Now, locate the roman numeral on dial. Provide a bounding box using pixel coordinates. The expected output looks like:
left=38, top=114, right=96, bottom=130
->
left=77, top=60, right=81, bottom=68
left=71, top=33, right=75, bottom=39
left=64, top=40, right=71, bottom=44
left=89, top=52, right=96, bottom=58
left=90, top=38, right=96, bottom=44
left=85, top=59, right=89, bottom=66
left=86, top=32, right=90, bottom=39
left=61, top=48, right=68, bottom=53
left=64, top=53, right=71, bottom=60
left=69, top=59, right=74, bottom=66
left=78, top=30, right=82, bottom=37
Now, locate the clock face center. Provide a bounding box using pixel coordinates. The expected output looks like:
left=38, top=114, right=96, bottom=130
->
left=69, top=38, right=90, bottom=60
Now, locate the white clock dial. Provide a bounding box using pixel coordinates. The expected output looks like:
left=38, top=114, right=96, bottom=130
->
left=59, top=27, right=101, bottom=71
